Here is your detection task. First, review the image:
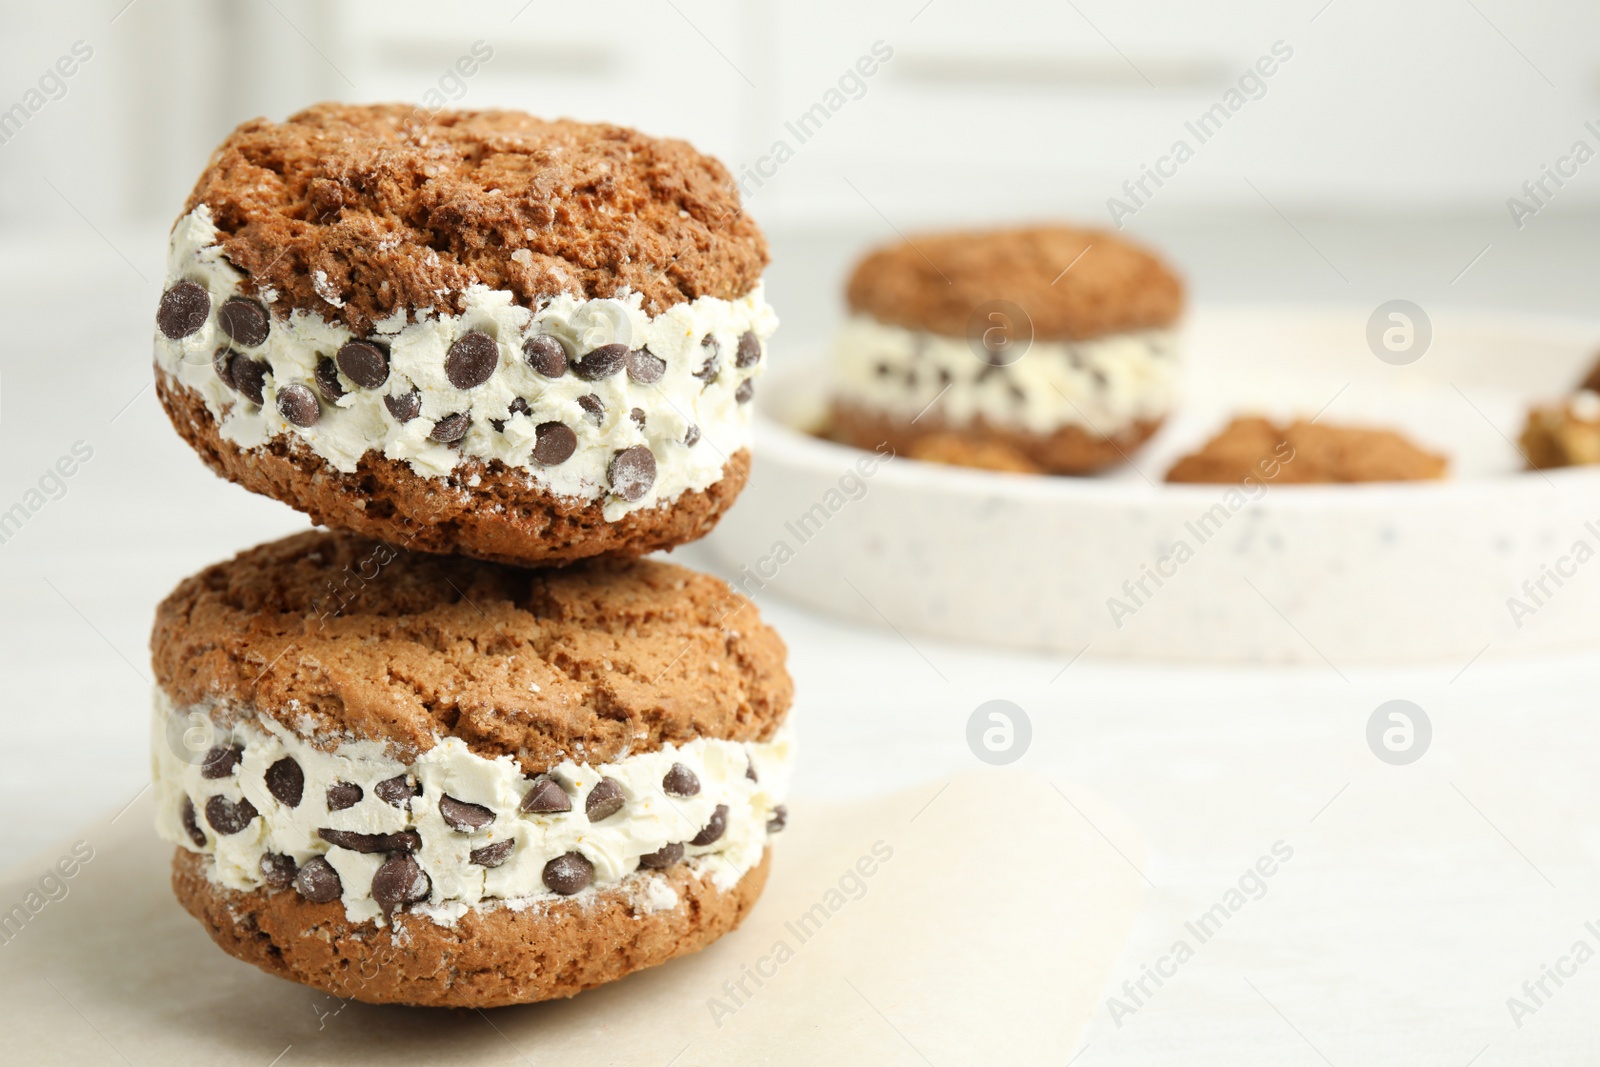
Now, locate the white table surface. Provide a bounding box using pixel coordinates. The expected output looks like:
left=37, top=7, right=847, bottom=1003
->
left=3, top=219, right=1599, bottom=1061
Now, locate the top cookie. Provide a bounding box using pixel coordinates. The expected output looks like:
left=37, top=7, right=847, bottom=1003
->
left=185, top=103, right=768, bottom=333
left=846, top=225, right=1183, bottom=341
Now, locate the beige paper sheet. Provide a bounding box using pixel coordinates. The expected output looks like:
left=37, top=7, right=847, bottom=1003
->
left=0, top=771, right=1142, bottom=1065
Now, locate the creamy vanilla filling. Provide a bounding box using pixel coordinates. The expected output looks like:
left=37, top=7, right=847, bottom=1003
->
left=150, top=691, right=794, bottom=927
left=155, top=206, right=777, bottom=521
left=831, top=314, right=1180, bottom=437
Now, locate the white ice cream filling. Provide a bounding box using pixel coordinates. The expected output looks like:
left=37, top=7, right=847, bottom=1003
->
left=831, top=314, right=1180, bottom=437
left=155, top=206, right=777, bottom=521
left=151, top=691, right=794, bottom=928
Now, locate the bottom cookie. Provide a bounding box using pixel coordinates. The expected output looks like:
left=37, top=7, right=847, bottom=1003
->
left=829, top=400, right=1162, bottom=475
left=172, top=846, right=771, bottom=1008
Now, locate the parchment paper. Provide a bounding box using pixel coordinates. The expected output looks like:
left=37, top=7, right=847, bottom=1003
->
left=0, top=771, right=1143, bottom=1065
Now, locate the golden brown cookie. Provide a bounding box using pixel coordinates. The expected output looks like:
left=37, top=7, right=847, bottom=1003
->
left=1165, top=417, right=1448, bottom=484
left=829, top=225, right=1182, bottom=476
left=154, top=104, right=775, bottom=566
left=151, top=531, right=794, bottom=1007
left=1521, top=393, right=1600, bottom=470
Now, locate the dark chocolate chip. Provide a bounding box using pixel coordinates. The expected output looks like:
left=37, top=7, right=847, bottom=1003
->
left=232, top=357, right=268, bottom=405
left=217, top=296, right=270, bottom=347
left=543, top=851, right=594, bottom=895
left=626, top=346, right=666, bottom=384
left=694, top=337, right=720, bottom=385
left=524, top=334, right=568, bottom=378
left=577, top=394, right=605, bottom=424
left=375, top=773, right=421, bottom=808
left=585, top=778, right=626, bottom=822
left=470, top=840, right=515, bottom=868
left=430, top=412, right=471, bottom=443
left=204, top=795, right=259, bottom=836
left=767, top=805, right=788, bottom=833
left=736, top=330, right=762, bottom=368
left=630, top=407, right=646, bottom=429
left=608, top=445, right=656, bottom=502
left=445, top=331, right=499, bottom=389
left=684, top=424, right=701, bottom=447
left=314, top=357, right=345, bottom=402
left=519, top=775, right=572, bottom=814
left=265, top=757, right=304, bottom=807
left=638, top=842, right=684, bottom=870
left=492, top=396, right=530, bottom=433
left=213, top=347, right=236, bottom=389
left=371, top=854, right=431, bottom=911
left=337, top=340, right=389, bottom=388
left=326, top=782, right=363, bottom=811
left=296, top=856, right=342, bottom=903
left=690, top=804, right=728, bottom=846
left=260, top=852, right=298, bottom=889
left=533, top=422, right=577, bottom=465
left=200, top=744, right=242, bottom=779
left=157, top=282, right=210, bottom=340
left=384, top=389, right=422, bottom=423
left=277, top=382, right=321, bottom=427
left=180, top=796, right=206, bottom=847
left=735, top=379, right=755, bottom=404
left=745, top=758, right=758, bottom=783
left=439, top=794, right=494, bottom=833
left=318, top=828, right=422, bottom=854
left=662, top=763, right=700, bottom=798
left=875, top=362, right=893, bottom=378
left=573, top=342, right=628, bottom=380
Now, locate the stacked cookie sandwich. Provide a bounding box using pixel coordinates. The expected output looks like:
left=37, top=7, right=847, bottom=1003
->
left=148, top=104, right=791, bottom=1007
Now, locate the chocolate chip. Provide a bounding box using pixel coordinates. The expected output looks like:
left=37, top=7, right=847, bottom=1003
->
left=767, top=805, right=787, bottom=833
left=626, top=346, right=666, bottom=384
left=533, top=422, right=577, bottom=465
left=180, top=796, right=206, bottom=847
left=446, top=331, right=499, bottom=389
left=542, top=851, right=594, bottom=895
left=296, top=857, right=342, bottom=903
left=735, top=379, right=755, bottom=404
left=326, top=782, right=363, bottom=811
left=314, top=357, right=345, bottom=402
left=736, top=330, right=762, bottom=368
left=585, top=778, right=626, bottom=822
left=277, top=382, right=321, bottom=427
left=318, top=828, right=422, bottom=854
left=608, top=445, right=656, bottom=502
left=213, top=347, right=236, bottom=389
left=337, top=340, right=389, bottom=388
left=384, top=389, right=422, bottom=423
left=439, top=794, right=494, bottom=833
left=157, top=282, right=210, bottom=339
left=745, top=758, right=758, bottom=783
left=662, top=763, right=700, bottom=798
left=204, top=795, right=258, bottom=836
left=577, top=394, right=605, bottom=424
left=630, top=407, right=646, bottom=429
left=684, top=424, right=702, bottom=447
left=200, top=744, right=242, bottom=779
left=217, top=296, right=269, bottom=346
left=371, top=854, right=431, bottom=911
left=375, top=773, right=421, bottom=808
left=492, top=396, right=530, bottom=433
left=260, top=852, right=297, bottom=889
left=638, top=842, right=684, bottom=870
left=232, top=357, right=268, bottom=405
left=519, top=775, right=572, bottom=814
left=573, top=342, right=628, bottom=380
left=694, top=338, right=721, bottom=385
left=265, top=757, right=304, bottom=807
left=524, top=334, right=567, bottom=378
left=690, top=804, right=728, bottom=846
left=430, top=413, right=470, bottom=443
left=470, top=840, right=515, bottom=868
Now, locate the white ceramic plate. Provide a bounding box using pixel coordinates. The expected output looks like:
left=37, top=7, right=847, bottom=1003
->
left=705, top=305, right=1600, bottom=666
